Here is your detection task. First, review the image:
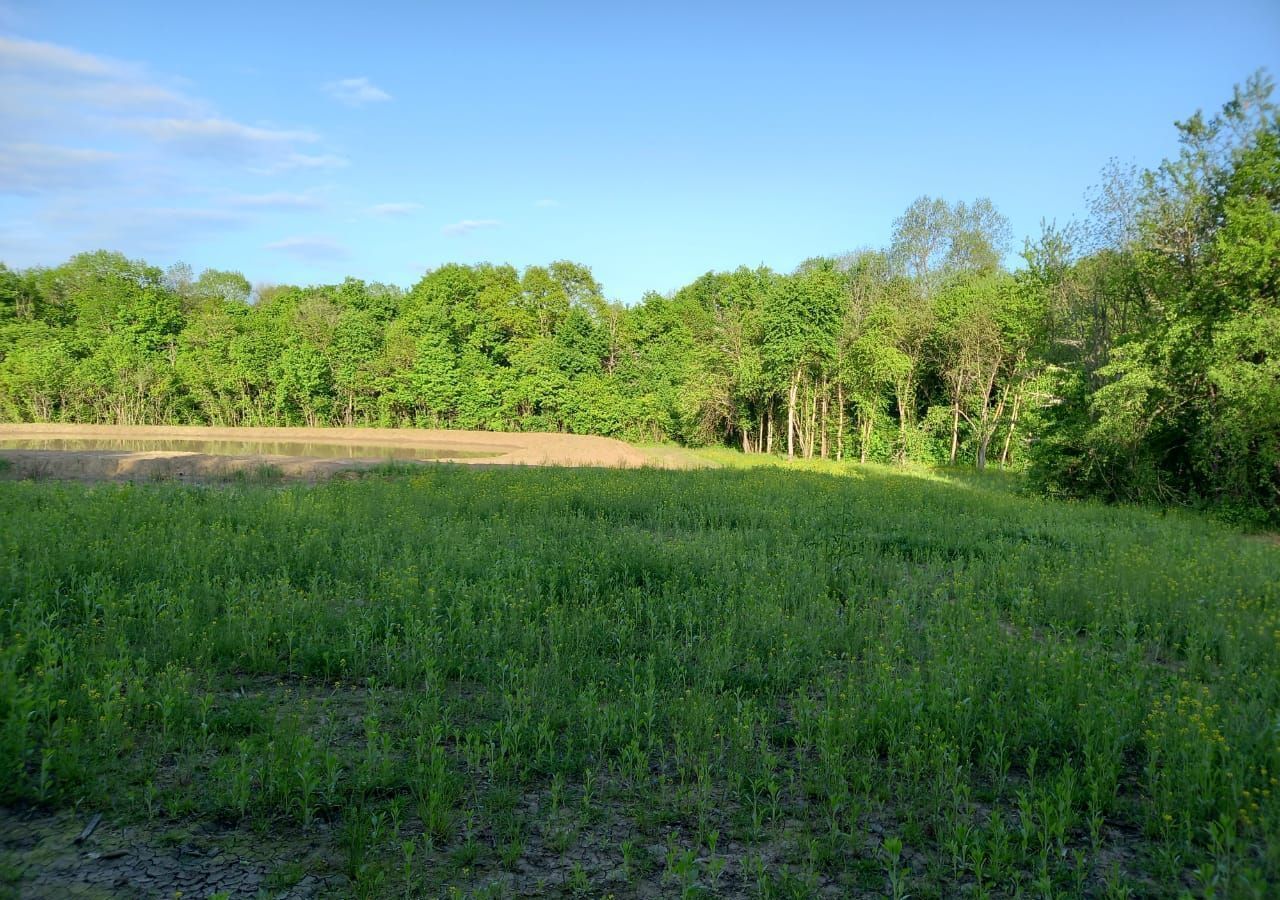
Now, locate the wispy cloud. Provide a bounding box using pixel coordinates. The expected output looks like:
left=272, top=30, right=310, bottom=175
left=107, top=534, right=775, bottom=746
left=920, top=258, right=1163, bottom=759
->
left=534, top=198, right=558, bottom=208
left=265, top=235, right=350, bottom=260
left=134, top=207, right=248, bottom=228
left=0, top=142, right=121, bottom=195
left=225, top=191, right=324, bottom=211
left=125, top=117, right=318, bottom=160
left=442, top=218, right=502, bottom=236
left=0, top=34, right=134, bottom=79
left=0, top=33, right=350, bottom=265
left=38, top=203, right=251, bottom=253
left=0, top=34, right=195, bottom=121
left=255, top=152, right=350, bottom=174
left=2, top=34, right=333, bottom=174
left=323, top=76, right=391, bottom=107
left=369, top=201, right=421, bottom=216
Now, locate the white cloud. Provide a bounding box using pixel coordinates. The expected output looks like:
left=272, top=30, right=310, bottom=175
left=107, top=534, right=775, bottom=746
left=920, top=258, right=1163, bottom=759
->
left=137, top=207, right=247, bottom=227
left=0, top=33, right=350, bottom=261
left=256, top=152, right=350, bottom=174
left=323, top=77, right=391, bottom=107
left=265, top=235, right=350, bottom=260
left=1, top=34, right=335, bottom=174
left=534, top=198, right=559, bottom=208
left=68, top=81, right=192, bottom=109
left=225, top=191, right=324, bottom=210
left=442, top=218, right=502, bottom=236
left=36, top=203, right=250, bottom=253
left=0, top=34, right=194, bottom=120
left=134, top=117, right=316, bottom=145
left=0, top=142, right=120, bottom=194
left=0, top=34, right=133, bottom=79
left=369, top=202, right=421, bottom=216
left=125, top=117, right=318, bottom=160
left=45, top=204, right=246, bottom=229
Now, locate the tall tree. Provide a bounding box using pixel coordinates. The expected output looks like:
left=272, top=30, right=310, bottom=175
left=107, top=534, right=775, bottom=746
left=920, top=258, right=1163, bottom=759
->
left=762, top=264, right=843, bottom=459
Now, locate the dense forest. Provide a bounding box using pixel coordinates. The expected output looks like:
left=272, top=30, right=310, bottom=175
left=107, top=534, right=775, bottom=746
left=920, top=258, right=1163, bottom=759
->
left=1, top=76, right=1276, bottom=523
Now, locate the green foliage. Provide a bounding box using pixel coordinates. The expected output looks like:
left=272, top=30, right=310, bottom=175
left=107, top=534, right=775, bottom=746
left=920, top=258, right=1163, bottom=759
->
left=1029, top=70, right=1279, bottom=524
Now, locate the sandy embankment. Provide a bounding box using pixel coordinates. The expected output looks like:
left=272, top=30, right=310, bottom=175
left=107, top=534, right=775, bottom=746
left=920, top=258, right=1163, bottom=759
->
left=0, top=424, right=656, bottom=482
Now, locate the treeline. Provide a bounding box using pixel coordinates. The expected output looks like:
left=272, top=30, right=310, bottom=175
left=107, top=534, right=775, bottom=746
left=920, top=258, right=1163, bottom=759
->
left=0, top=230, right=1039, bottom=464
left=1, top=75, right=1276, bottom=522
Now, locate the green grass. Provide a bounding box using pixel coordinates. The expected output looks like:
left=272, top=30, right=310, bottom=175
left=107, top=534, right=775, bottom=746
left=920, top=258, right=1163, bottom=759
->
left=1, top=465, right=1278, bottom=897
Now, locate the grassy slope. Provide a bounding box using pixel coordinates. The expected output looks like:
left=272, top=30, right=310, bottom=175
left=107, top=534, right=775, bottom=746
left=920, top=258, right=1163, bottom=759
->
left=1, top=464, right=1277, bottom=897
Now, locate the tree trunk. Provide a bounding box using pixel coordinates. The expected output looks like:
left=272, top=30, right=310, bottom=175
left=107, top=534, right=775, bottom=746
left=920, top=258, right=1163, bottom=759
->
left=766, top=404, right=774, bottom=454
left=896, top=376, right=911, bottom=463
left=1000, top=388, right=1022, bottom=467
left=836, top=383, right=844, bottom=461
left=804, top=377, right=817, bottom=459
left=819, top=376, right=828, bottom=459
left=795, top=381, right=804, bottom=458
left=949, top=380, right=962, bottom=465
left=787, top=372, right=799, bottom=460
left=973, top=380, right=1009, bottom=473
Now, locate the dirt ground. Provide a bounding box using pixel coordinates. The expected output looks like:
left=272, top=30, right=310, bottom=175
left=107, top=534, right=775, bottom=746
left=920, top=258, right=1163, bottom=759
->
left=0, top=424, right=662, bottom=482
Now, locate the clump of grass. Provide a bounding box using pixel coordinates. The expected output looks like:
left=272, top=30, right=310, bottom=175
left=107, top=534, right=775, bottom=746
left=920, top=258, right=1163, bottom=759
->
left=224, top=462, right=284, bottom=483
left=357, top=461, right=425, bottom=478
left=0, top=465, right=1277, bottom=896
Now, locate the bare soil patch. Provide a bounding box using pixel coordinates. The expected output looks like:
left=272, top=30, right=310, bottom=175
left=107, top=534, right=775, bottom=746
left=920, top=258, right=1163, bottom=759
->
left=1, top=805, right=342, bottom=899
left=0, top=424, right=658, bottom=482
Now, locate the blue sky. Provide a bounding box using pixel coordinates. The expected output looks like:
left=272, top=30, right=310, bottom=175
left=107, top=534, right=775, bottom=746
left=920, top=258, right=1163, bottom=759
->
left=1, top=1, right=1277, bottom=302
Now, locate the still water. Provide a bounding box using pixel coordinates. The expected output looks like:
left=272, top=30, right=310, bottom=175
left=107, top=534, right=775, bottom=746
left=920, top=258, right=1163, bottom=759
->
left=0, top=438, right=500, bottom=460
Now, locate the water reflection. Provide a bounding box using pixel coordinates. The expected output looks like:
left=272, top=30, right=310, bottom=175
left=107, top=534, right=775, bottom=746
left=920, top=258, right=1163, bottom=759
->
left=0, top=438, right=500, bottom=460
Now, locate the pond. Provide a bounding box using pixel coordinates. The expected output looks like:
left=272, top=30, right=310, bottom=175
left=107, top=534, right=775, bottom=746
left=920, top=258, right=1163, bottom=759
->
left=0, top=438, right=501, bottom=461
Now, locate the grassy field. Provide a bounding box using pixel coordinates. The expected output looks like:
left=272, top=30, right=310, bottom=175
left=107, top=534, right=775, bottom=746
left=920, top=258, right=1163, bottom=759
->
left=1, top=463, right=1278, bottom=898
